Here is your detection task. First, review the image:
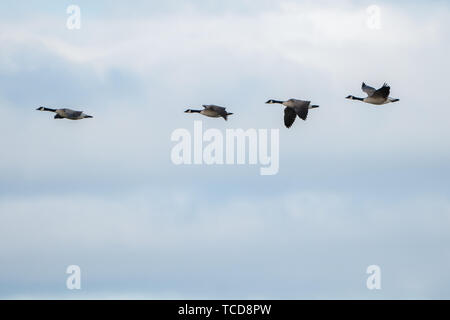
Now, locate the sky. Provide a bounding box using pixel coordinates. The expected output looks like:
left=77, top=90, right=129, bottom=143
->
left=0, top=0, right=450, bottom=299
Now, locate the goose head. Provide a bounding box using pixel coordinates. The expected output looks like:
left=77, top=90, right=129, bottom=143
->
left=36, top=106, right=45, bottom=111
left=184, top=109, right=193, bottom=113
left=345, top=95, right=354, bottom=100
left=265, top=100, right=278, bottom=104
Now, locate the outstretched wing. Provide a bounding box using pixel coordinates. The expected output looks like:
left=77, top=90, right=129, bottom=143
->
left=372, top=83, right=390, bottom=99
left=284, top=107, right=297, bottom=128
left=294, top=106, right=309, bottom=121
left=361, top=82, right=376, bottom=96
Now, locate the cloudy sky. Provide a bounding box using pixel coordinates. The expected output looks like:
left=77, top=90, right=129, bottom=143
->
left=0, top=0, right=450, bottom=299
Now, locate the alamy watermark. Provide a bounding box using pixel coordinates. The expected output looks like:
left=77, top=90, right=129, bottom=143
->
left=170, top=121, right=280, bottom=175
left=66, top=265, right=81, bottom=290
left=366, top=265, right=381, bottom=290
left=366, top=5, right=381, bottom=30
left=66, top=5, right=81, bottom=30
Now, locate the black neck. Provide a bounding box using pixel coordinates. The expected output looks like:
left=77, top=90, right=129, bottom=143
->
left=352, top=96, right=364, bottom=101
left=188, top=109, right=201, bottom=113
left=42, top=107, right=57, bottom=112
left=272, top=100, right=284, bottom=104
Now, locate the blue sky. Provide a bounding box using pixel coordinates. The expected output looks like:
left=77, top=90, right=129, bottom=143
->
left=0, top=0, right=450, bottom=299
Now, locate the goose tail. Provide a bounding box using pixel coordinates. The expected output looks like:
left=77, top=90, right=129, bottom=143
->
left=223, top=113, right=233, bottom=121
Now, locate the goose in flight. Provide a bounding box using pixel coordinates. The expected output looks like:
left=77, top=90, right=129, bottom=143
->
left=36, top=107, right=93, bottom=120
left=265, top=99, right=319, bottom=128
left=185, top=105, right=233, bottom=121
left=346, top=83, right=399, bottom=105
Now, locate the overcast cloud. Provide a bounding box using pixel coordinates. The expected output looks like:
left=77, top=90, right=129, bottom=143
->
left=0, top=0, right=449, bottom=299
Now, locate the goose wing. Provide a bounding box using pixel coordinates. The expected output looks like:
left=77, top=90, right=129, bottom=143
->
left=294, top=105, right=309, bottom=121
left=372, top=83, right=390, bottom=99
left=63, top=109, right=83, bottom=118
left=203, top=105, right=227, bottom=116
left=69, top=111, right=83, bottom=118
left=284, top=107, right=297, bottom=128
left=285, top=99, right=309, bottom=108
left=361, top=82, right=376, bottom=96
left=288, top=100, right=310, bottom=121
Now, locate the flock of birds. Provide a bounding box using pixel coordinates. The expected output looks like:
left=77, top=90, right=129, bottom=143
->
left=37, top=82, right=399, bottom=128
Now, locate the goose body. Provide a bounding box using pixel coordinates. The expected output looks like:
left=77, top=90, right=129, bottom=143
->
left=185, top=105, right=233, bottom=121
left=265, top=98, right=319, bottom=128
left=37, top=107, right=93, bottom=120
left=346, top=83, right=399, bottom=105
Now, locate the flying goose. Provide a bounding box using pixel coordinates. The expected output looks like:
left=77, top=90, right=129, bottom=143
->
left=346, top=83, right=400, bottom=105
left=185, top=105, right=233, bottom=121
left=36, top=107, right=93, bottom=120
left=265, top=99, right=319, bottom=128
